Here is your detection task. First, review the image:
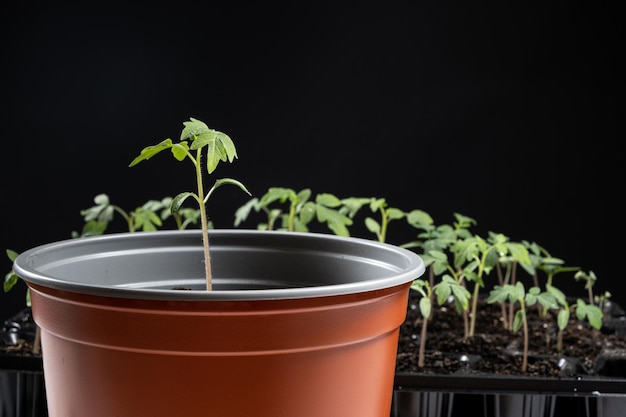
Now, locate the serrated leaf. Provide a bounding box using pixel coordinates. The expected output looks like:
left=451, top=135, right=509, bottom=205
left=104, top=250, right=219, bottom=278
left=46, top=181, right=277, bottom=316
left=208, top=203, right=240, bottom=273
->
left=316, top=193, right=342, bottom=207
left=369, top=198, right=386, bottom=212
left=180, top=117, right=210, bottom=140
left=204, top=131, right=238, bottom=173
left=234, top=198, right=259, bottom=227
left=189, top=129, right=218, bottom=150
left=260, top=187, right=296, bottom=206
left=133, top=208, right=163, bottom=231
left=507, top=242, right=531, bottom=266
left=316, top=205, right=352, bottom=236
left=339, top=197, right=371, bottom=217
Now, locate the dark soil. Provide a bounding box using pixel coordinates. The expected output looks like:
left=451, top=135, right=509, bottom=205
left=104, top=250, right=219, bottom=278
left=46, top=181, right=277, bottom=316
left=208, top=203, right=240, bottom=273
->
left=1, top=308, right=40, bottom=359
left=396, top=290, right=626, bottom=378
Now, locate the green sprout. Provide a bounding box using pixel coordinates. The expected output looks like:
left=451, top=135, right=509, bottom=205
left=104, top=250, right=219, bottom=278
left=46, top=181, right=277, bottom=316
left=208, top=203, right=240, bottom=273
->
left=129, top=117, right=250, bottom=290
left=488, top=282, right=557, bottom=374
left=548, top=284, right=603, bottom=353
left=72, top=194, right=202, bottom=238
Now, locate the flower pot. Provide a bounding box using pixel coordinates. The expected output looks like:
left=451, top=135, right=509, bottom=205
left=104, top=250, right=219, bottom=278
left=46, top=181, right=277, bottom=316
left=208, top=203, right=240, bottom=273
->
left=12, top=229, right=425, bottom=417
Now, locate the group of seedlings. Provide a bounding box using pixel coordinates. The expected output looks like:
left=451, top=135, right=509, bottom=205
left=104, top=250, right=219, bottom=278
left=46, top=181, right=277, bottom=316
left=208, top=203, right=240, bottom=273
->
left=5, top=118, right=607, bottom=375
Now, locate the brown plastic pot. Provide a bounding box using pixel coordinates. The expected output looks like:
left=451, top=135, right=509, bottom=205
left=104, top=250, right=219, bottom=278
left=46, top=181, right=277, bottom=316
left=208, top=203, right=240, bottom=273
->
left=13, top=229, right=425, bottom=417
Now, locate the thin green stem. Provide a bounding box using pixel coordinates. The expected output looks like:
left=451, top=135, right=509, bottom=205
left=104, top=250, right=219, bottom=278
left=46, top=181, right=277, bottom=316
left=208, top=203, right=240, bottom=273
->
left=469, top=250, right=489, bottom=337
left=193, top=148, right=212, bottom=290
left=112, top=206, right=133, bottom=232
left=378, top=207, right=388, bottom=243
left=520, top=303, right=529, bottom=373
left=288, top=201, right=296, bottom=231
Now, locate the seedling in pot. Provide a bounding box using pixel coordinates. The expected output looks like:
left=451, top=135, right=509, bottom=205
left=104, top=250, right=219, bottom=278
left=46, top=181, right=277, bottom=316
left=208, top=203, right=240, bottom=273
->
left=451, top=231, right=532, bottom=337
left=574, top=269, right=598, bottom=306
left=72, top=193, right=202, bottom=237
left=521, top=240, right=580, bottom=289
left=129, top=117, right=250, bottom=290
left=234, top=187, right=317, bottom=232
left=234, top=188, right=354, bottom=236
left=337, top=197, right=403, bottom=243
left=411, top=274, right=470, bottom=368
left=488, top=282, right=557, bottom=374
left=546, top=284, right=603, bottom=353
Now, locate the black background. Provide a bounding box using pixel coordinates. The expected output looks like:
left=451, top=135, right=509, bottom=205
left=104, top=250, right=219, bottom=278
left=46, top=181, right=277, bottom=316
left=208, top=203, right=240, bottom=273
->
left=1, top=3, right=619, bottom=318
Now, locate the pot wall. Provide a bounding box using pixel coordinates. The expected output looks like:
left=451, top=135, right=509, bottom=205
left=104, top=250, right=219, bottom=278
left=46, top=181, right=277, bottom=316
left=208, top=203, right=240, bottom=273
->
left=31, top=283, right=412, bottom=417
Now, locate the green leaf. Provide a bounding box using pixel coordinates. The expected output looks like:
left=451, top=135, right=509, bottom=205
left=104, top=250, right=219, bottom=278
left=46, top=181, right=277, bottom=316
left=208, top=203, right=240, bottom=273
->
left=316, top=193, right=342, bottom=208
left=133, top=208, right=163, bottom=232
left=129, top=138, right=175, bottom=167
left=488, top=285, right=511, bottom=304
left=203, top=131, right=238, bottom=174
left=513, top=281, right=525, bottom=301
left=206, top=178, right=251, bottom=203
left=419, top=296, right=432, bottom=319
left=387, top=207, right=405, bottom=220
left=410, top=279, right=428, bottom=295
left=299, top=201, right=317, bottom=224
left=365, top=217, right=380, bottom=234
left=507, top=242, right=531, bottom=266
left=546, top=284, right=567, bottom=306
left=406, top=209, right=434, bottom=228
left=369, top=198, right=386, bottom=212
left=536, top=291, right=558, bottom=310
left=339, top=197, right=371, bottom=218
left=189, top=128, right=217, bottom=150
left=170, top=142, right=190, bottom=161
left=575, top=300, right=603, bottom=329
left=6, top=249, right=18, bottom=262
left=557, top=308, right=570, bottom=331
left=171, top=192, right=198, bottom=214
left=434, top=280, right=451, bottom=305
left=585, top=305, right=603, bottom=329
left=260, top=187, right=297, bottom=206
left=512, top=310, right=524, bottom=332
left=234, top=198, right=260, bottom=227
left=4, top=270, right=19, bottom=292
left=80, top=194, right=115, bottom=223
left=452, top=212, right=476, bottom=229
left=79, top=220, right=108, bottom=237
left=177, top=207, right=201, bottom=229
left=180, top=117, right=210, bottom=140
left=316, top=205, right=353, bottom=236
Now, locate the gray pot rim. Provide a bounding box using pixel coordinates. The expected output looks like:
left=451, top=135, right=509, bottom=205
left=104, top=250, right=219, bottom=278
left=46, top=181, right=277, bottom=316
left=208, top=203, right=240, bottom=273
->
left=13, top=229, right=425, bottom=301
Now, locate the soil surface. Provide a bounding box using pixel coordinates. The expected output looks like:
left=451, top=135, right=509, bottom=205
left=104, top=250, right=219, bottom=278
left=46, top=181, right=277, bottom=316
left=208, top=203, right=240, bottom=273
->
left=396, top=290, right=626, bottom=377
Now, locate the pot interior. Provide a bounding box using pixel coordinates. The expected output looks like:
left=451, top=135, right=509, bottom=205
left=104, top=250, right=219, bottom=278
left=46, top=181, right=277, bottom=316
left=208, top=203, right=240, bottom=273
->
left=13, top=229, right=425, bottom=300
